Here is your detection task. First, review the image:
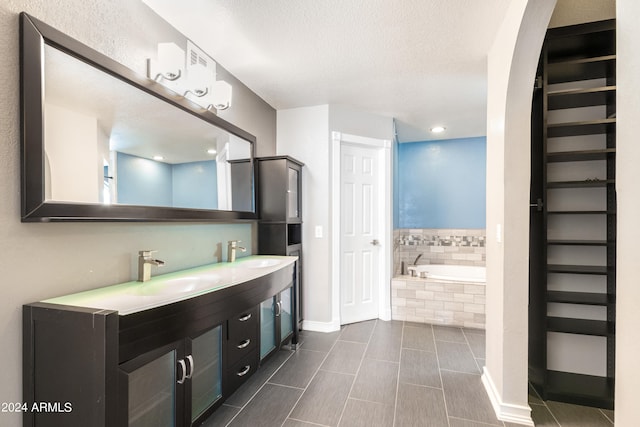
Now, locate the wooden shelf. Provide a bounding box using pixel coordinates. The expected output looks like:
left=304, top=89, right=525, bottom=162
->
left=547, top=210, right=615, bottom=215
left=547, top=264, right=609, bottom=275
left=547, top=118, right=616, bottom=138
left=545, top=371, right=614, bottom=409
left=548, top=86, right=616, bottom=110
left=547, top=291, right=610, bottom=306
left=547, top=239, right=608, bottom=246
left=547, top=55, right=616, bottom=84
left=547, top=317, right=610, bottom=336
left=546, top=149, right=615, bottom=163
left=546, top=179, right=614, bottom=189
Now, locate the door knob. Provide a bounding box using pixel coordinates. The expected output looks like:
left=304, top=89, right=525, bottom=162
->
left=371, top=239, right=380, bottom=246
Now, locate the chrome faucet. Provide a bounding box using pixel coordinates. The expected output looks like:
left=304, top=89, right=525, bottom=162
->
left=227, top=240, right=246, bottom=262
left=138, top=250, right=165, bottom=282
left=413, top=253, right=423, bottom=265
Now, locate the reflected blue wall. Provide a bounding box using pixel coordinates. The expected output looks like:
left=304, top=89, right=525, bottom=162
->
left=397, top=137, right=486, bottom=229
left=116, top=152, right=217, bottom=209
left=117, top=152, right=172, bottom=206
left=173, top=160, right=218, bottom=209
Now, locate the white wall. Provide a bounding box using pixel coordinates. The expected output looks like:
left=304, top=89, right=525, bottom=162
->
left=277, top=105, right=393, bottom=329
left=484, top=0, right=556, bottom=425
left=277, top=105, right=331, bottom=324
left=45, top=103, right=100, bottom=203
left=614, top=0, right=640, bottom=424
left=0, top=3, right=275, bottom=425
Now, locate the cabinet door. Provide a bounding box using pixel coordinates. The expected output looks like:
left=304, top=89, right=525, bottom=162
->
left=280, top=287, right=294, bottom=345
left=120, top=342, right=184, bottom=427
left=189, top=325, right=222, bottom=424
left=286, top=165, right=301, bottom=221
left=260, top=297, right=277, bottom=360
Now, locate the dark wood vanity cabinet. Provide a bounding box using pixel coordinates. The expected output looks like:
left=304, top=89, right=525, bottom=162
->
left=23, top=263, right=296, bottom=427
left=224, top=306, right=260, bottom=397
left=256, top=156, right=304, bottom=331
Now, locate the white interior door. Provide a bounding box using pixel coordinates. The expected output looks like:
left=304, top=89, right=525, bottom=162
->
left=340, top=143, right=380, bottom=324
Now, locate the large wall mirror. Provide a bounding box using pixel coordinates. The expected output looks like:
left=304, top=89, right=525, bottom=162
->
left=20, top=13, right=257, bottom=221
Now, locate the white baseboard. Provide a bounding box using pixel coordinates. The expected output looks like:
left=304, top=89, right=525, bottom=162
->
left=481, top=367, right=534, bottom=426
left=301, top=319, right=341, bottom=333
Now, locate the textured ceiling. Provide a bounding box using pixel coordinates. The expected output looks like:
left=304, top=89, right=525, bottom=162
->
left=142, top=1, right=614, bottom=143
left=143, top=0, right=511, bottom=142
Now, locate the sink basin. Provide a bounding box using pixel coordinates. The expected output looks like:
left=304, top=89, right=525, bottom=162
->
left=240, top=258, right=282, bottom=269
left=132, top=273, right=222, bottom=296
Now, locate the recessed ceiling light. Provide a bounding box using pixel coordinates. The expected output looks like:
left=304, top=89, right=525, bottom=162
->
left=153, top=155, right=164, bottom=161
left=207, top=149, right=217, bottom=155
left=430, top=126, right=446, bottom=133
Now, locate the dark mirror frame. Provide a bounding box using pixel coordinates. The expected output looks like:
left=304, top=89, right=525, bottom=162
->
left=20, top=12, right=257, bottom=222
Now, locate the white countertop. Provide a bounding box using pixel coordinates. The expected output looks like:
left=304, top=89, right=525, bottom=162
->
left=43, top=255, right=297, bottom=315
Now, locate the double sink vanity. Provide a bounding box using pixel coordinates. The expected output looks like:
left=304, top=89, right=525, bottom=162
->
left=24, top=255, right=298, bottom=426
left=19, top=11, right=303, bottom=427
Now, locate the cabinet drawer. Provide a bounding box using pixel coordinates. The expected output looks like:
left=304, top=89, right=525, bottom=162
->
left=227, top=332, right=257, bottom=362
left=225, top=352, right=259, bottom=396
left=228, top=306, right=258, bottom=340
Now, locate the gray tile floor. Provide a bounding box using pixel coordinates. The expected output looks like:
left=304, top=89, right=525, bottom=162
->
left=202, top=320, right=615, bottom=426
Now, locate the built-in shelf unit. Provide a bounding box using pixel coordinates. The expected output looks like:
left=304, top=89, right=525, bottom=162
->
left=529, top=19, right=616, bottom=409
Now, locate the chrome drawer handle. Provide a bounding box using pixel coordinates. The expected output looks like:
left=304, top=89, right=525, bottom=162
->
left=185, top=355, right=194, bottom=380
left=177, top=359, right=187, bottom=384
left=237, top=365, right=251, bottom=377
left=237, top=339, right=251, bottom=349
left=238, top=313, right=252, bottom=322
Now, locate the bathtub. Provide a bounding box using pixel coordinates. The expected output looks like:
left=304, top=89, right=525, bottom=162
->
left=392, top=264, right=486, bottom=328
left=407, top=264, right=486, bottom=283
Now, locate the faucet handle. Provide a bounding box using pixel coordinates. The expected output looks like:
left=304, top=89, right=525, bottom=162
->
left=139, top=250, right=157, bottom=257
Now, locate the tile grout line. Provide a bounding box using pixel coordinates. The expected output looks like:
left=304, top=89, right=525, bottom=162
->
left=279, top=330, right=343, bottom=427
left=336, top=319, right=378, bottom=427
left=528, top=381, right=562, bottom=427
left=460, top=328, right=504, bottom=426
left=223, top=349, right=297, bottom=427
left=432, top=324, right=452, bottom=427
left=391, top=321, right=405, bottom=427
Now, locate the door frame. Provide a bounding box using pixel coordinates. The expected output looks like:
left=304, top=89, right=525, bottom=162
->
left=330, top=131, right=392, bottom=327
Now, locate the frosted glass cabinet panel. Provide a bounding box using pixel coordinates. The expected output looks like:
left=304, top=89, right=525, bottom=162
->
left=190, top=326, right=222, bottom=422
left=280, top=287, right=293, bottom=342
left=287, top=167, right=300, bottom=220
left=126, top=349, right=177, bottom=427
left=260, top=297, right=276, bottom=359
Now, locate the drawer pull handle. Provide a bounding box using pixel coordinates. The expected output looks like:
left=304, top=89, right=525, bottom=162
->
left=177, top=359, right=187, bottom=384
left=237, top=365, right=251, bottom=377
left=185, top=355, right=194, bottom=380
left=237, top=339, right=251, bottom=349
left=238, top=313, right=252, bottom=322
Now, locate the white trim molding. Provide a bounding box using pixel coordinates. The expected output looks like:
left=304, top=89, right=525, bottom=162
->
left=301, top=319, right=341, bottom=333
left=481, top=367, right=534, bottom=426
left=330, top=131, right=393, bottom=326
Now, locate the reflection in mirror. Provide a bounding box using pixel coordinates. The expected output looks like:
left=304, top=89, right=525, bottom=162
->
left=43, top=45, right=252, bottom=211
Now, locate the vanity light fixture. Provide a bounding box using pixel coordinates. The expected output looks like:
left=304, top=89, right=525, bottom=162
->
left=207, top=149, right=217, bottom=155
left=184, top=63, right=212, bottom=99
left=154, top=42, right=185, bottom=82
left=153, top=155, right=164, bottom=161
left=207, top=80, right=233, bottom=111
left=430, top=126, right=446, bottom=133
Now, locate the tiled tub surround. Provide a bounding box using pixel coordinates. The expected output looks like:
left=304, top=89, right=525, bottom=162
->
left=394, top=229, right=486, bottom=276
left=392, top=229, right=486, bottom=328
left=391, top=275, right=486, bottom=329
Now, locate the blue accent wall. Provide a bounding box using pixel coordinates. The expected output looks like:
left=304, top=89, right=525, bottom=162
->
left=117, top=152, right=173, bottom=207
left=397, top=137, right=486, bottom=229
left=116, top=153, right=218, bottom=209
left=172, top=160, right=218, bottom=209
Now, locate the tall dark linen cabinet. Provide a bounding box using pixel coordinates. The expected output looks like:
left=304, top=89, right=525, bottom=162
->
left=529, top=19, right=616, bottom=409
left=256, top=156, right=304, bottom=331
